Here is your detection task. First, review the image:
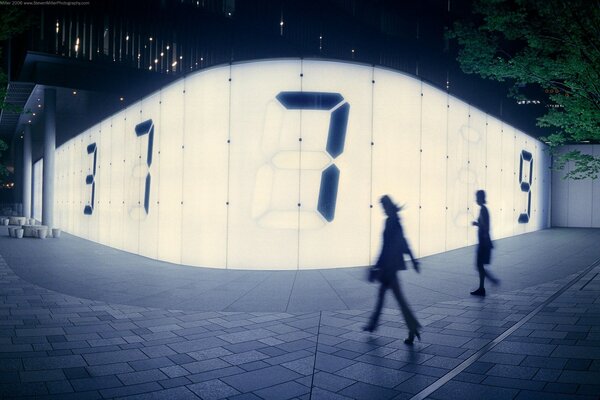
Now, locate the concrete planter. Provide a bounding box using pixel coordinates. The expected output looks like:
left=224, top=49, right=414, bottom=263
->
left=52, top=228, right=61, bottom=238
left=15, top=229, right=24, bottom=239
left=37, top=228, right=48, bottom=239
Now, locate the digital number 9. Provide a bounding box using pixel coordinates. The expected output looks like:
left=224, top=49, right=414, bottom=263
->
left=518, top=150, right=533, bottom=223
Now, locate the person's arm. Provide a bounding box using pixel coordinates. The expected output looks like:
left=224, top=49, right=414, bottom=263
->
left=479, top=207, right=490, bottom=232
left=400, top=235, right=420, bottom=272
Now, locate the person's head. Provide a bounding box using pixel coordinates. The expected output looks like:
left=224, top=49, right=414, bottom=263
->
left=475, top=190, right=486, bottom=206
left=380, top=195, right=400, bottom=217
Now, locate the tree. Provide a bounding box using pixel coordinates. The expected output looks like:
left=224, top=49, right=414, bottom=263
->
left=0, top=7, right=33, bottom=183
left=448, top=0, right=600, bottom=179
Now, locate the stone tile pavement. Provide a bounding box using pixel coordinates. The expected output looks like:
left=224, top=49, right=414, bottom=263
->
left=1, top=228, right=599, bottom=399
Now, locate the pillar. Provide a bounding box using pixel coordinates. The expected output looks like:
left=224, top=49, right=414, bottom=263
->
left=22, top=125, right=32, bottom=218
left=42, top=88, right=56, bottom=227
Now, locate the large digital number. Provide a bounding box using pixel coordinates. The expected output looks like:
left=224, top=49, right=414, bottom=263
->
left=129, top=119, right=154, bottom=218
left=518, top=150, right=533, bottom=223
left=83, top=143, right=97, bottom=215
left=276, top=92, right=349, bottom=222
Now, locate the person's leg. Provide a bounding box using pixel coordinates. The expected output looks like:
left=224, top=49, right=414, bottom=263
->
left=471, top=250, right=487, bottom=296
left=477, top=261, right=485, bottom=290
left=365, top=282, right=388, bottom=331
left=390, top=277, right=420, bottom=332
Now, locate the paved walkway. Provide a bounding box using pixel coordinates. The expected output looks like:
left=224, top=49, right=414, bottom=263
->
left=0, top=228, right=599, bottom=399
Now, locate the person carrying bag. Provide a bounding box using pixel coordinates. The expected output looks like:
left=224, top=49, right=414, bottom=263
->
left=364, top=195, right=422, bottom=345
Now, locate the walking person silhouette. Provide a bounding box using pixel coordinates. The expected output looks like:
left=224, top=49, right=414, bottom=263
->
left=364, top=195, right=422, bottom=345
left=470, top=190, right=499, bottom=296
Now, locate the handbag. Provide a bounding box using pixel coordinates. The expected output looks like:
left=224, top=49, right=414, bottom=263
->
left=367, top=266, right=380, bottom=283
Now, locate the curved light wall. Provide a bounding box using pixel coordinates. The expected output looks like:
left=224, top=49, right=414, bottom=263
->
left=41, top=59, right=550, bottom=270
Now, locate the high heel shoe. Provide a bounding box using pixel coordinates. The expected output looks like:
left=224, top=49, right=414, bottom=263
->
left=404, top=330, right=421, bottom=345
left=362, top=324, right=376, bottom=333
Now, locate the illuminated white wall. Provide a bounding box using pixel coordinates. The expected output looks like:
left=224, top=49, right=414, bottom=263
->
left=33, top=159, right=43, bottom=222
left=552, top=145, right=600, bottom=227
left=52, top=60, right=551, bottom=269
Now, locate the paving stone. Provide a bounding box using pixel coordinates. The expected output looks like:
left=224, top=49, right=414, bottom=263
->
left=253, top=380, right=310, bottom=400
left=564, top=358, right=592, bottom=371
left=187, top=366, right=245, bottom=384
left=430, top=380, right=518, bottom=400
left=281, top=356, right=315, bottom=376
left=478, top=351, right=525, bottom=365
left=393, top=374, right=437, bottom=394
left=336, top=362, right=413, bottom=388
left=158, top=376, right=192, bottom=389
left=514, top=390, right=597, bottom=400
left=99, top=382, right=162, bottom=398
left=0, top=371, right=19, bottom=384
left=482, top=375, right=545, bottom=390
left=20, top=368, right=66, bottom=382
left=521, top=355, right=568, bottom=369
left=160, top=365, right=190, bottom=379
left=228, top=393, right=264, bottom=400
left=187, top=379, right=240, bottom=399
left=22, top=355, right=87, bottom=370
left=577, top=384, right=600, bottom=396
left=128, top=356, right=175, bottom=371
left=314, top=353, right=356, bottom=373
left=46, top=379, right=75, bottom=394
left=82, top=349, right=148, bottom=365
left=543, top=382, right=579, bottom=394
left=454, top=371, right=486, bottom=384
left=118, top=369, right=168, bottom=385
left=312, top=371, right=355, bottom=392
left=70, top=375, right=123, bottom=391
left=310, top=387, right=354, bottom=400
left=338, top=381, right=399, bottom=400
left=112, top=386, right=199, bottom=399
left=486, top=364, right=539, bottom=379
left=221, top=365, right=302, bottom=392
left=221, top=350, right=269, bottom=365
left=558, top=370, right=600, bottom=385
left=86, top=363, right=135, bottom=376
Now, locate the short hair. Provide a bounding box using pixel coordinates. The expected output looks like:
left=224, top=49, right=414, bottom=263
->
left=476, top=190, right=486, bottom=204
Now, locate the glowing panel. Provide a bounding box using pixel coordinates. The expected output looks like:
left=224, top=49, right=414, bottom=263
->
left=122, top=103, right=143, bottom=254
left=137, top=94, right=161, bottom=261
left=84, top=126, right=101, bottom=242
left=109, top=112, right=126, bottom=250
left=371, top=68, right=421, bottom=261
left=419, top=83, right=447, bottom=256
left=157, top=81, right=184, bottom=264
left=500, top=126, right=516, bottom=238
left=446, top=97, right=470, bottom=251
left=299, top=60, right=372, bottom=268
left=486, top=117, right=503, bottom=241
left=50, top=59, right=550, bottom=270
left=227, top=60, right=301, bottom=269
left=96, top=118, right=113, bottom=245
left=467, top=108, right=487, bottom=245
left=181, top=68, right=230, bottom=268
